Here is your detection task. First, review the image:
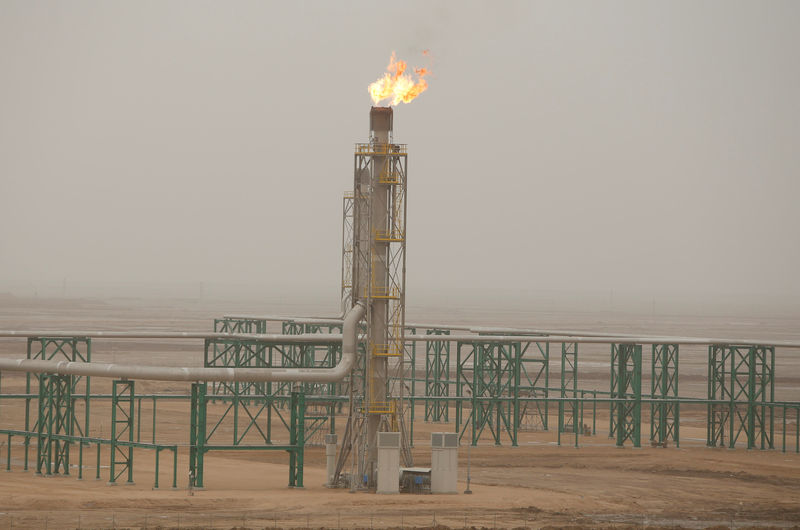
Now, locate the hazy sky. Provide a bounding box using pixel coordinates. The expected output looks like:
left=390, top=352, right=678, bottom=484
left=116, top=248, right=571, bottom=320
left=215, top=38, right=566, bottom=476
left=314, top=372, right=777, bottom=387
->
left=1, top=1, right=798, bottom=308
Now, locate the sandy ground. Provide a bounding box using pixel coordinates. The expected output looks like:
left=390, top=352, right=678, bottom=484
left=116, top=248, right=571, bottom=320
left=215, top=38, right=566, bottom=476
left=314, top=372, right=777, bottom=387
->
left=0, top=295, right=799, bottom=529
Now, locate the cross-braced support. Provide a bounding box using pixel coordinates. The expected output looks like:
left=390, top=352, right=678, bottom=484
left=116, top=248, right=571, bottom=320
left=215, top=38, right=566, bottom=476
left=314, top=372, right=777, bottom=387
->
left=36, top=374, right=72, bottom=476
left=110, top=380, right=135, bottom=484
left=26, top=337, right=91, bottom=471
left=341, top=192, right=355, bottom=312
left=425, top=329, right=451, bottom=423
left=188, top=379, right=307, bottom=489
left=456, top=341, right=520, bottom=446
left=204, top=338, right=273, bottom=444
left=206, top=334, right=269, bottom=400
left=189, top=382, right=207, bottom=488
left=610, top=343, right=642, bottom=447
left=651, top=344, right=679, bottom=447
left=707, top=344, right=774, bottom=449
left=281, top=322, right=344, bottom=442
left=288, top=388, right=305, bottom=488
left=518, top=342, right=549, bottom=432
left=211, top=319, right=267, bottom=397
left=558, top=342, right=578, bottom=445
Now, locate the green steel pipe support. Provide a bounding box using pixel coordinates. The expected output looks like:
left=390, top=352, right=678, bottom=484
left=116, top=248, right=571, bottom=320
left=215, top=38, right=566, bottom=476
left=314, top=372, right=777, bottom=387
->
left=172, top=447, right=178, bottom=489
left=152, top=397, right=157, bottom=444
left=78, top=441, right=83, bottom=479
left=780, top=405, right=786, bottom=453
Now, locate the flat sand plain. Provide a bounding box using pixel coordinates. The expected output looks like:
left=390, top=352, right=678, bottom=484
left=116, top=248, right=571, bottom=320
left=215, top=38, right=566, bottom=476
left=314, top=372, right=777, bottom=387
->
left=1, top=295, right=799, bottom=529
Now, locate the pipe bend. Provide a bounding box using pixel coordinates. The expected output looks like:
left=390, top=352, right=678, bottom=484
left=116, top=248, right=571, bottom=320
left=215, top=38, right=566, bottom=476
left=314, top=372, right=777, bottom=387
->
left=339, top=301, right=366, bottom=374
left=0, top=302, right=367, bottom=383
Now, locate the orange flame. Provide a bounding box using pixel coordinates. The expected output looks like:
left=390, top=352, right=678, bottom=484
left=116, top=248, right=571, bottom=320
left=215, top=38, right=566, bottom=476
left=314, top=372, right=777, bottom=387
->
left=368, top=52, right=430, bottom=106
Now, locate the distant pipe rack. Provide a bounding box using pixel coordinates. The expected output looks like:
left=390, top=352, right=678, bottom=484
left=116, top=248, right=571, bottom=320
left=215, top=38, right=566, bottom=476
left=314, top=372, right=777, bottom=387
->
left=3, top=331, right=798, bottom=348
left=0, top=303, right=366, bottom=383
left=0, top=330, right=338, bottom=342
left=222, top=314, right=800, bottom=347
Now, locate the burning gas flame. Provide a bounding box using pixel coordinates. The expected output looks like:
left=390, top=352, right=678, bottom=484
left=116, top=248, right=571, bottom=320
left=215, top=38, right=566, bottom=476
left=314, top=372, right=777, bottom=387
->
left=368, top=52, right=430, bottom=106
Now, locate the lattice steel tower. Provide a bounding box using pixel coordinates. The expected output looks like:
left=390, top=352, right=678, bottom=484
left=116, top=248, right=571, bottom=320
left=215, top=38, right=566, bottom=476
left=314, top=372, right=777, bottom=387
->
left=336, top=106, right=409, bottom=488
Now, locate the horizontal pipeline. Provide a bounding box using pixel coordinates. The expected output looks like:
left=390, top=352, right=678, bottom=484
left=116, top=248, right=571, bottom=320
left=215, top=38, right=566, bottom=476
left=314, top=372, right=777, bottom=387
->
left=401, top=334, right=800, bottom=347
left=225, top=313, right=644, bottom=338
left=0, top=330, right=339, bottom=343
left=221, top=315, right=800, bottom=349
left=223, top=314, right=740, bottom=341
left=0, top=303, right=366, bottom=383
left=1, top=331, right=798, bottom=348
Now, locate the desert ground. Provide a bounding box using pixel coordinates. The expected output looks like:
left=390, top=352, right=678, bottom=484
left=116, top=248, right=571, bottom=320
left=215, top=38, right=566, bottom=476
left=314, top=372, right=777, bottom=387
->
left=1, top=294, right=799, bottom=529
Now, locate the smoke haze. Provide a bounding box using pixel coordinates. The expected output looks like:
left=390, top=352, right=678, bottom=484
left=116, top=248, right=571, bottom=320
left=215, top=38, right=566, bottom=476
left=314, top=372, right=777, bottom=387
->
left=1, top=1, right=798, bottom=316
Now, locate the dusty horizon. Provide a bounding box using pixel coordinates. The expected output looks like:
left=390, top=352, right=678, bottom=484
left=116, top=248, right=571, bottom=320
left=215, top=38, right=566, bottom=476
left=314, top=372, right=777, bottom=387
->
left=2, top=280, right=800, bottom=328
left=2, top=1, right=799, bottom=309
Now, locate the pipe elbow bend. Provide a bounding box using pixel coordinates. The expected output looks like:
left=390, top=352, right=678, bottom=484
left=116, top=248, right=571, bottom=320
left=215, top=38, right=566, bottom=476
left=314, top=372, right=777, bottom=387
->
left=342, top=302, right=366, bottom=359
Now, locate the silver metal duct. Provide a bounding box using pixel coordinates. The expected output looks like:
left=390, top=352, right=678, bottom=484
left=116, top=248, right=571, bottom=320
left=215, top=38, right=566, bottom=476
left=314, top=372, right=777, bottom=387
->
left=401, top=334, right=800, bottom=348
left=0, top=302, right=366, bottom=382
left=2, top=328, right=797, bottom=349
left=221, top=315, right=800, bottom=348
left=0, top=331, right=339, bottom=342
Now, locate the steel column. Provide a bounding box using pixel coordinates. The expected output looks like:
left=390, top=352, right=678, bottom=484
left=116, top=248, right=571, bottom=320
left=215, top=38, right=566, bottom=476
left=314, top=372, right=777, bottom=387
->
left=558, top=342, right=578, bottom=445
left=650, top=344, right=679, bottom=447
left=110, top=380, right=135, bottom=484
left=610, top=343, right=642, bottom=447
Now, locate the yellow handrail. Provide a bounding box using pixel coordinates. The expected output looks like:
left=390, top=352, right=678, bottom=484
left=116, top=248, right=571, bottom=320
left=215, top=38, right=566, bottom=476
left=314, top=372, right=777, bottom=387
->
left=372, top=343, right=402, bottom=357
left=379, top=171, right=401, bottom=184
left=363, top=400, right=396, bottom=415
left=364, top=286, right=401, bottom=299
left=354, top=143, right=408, bottom=155
left=374, top=229, right=405, bottom=242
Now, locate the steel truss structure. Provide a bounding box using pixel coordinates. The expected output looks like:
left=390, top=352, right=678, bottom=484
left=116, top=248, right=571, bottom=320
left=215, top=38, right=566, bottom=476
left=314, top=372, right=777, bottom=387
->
left=110, top=380, right=135, bottom=484
left=26, top=337, right=91, bottom=448
left=2, top=336, right=179, bottom=488
left=558, top=342, right=578, bottom=445
left=341, top=192, right=354, bottom=312
left=203, top=334, right=339, bottom=446
left=281, top=323, right=346, bottom=442
left=651, top=344, right=679, bottom=446
left=188, top=381, right=307, bottom=489
left=609, top=343, right=642, bottom=447
left=1, top=334, right=800, bottom=496
left=282, top=320, right=344, bottom=412
left=425, top=329, right=451, bottom=423
left=336, top=116, right=412, bottom=489
left=707, top=344, right=775, bottom=449
left=456, top=341, right=520, bottom=446
left=36, top=373, right=71, bottom=476
left=352, top=141, right=408, bottom=405
left=517, top=341, right=549, bottom=432
left=210, top=319, right=268, bottom=397
left=454, top=340, right=549, bottom=446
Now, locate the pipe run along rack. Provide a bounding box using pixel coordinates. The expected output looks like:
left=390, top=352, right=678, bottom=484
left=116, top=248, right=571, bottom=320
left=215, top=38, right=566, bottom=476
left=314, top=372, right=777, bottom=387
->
left=1, top=316, right=799, bottom=491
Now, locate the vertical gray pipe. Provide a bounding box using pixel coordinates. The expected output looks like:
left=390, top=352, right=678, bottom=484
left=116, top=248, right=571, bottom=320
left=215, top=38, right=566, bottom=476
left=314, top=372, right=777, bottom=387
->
left=366, top=106, right=392, bottom=485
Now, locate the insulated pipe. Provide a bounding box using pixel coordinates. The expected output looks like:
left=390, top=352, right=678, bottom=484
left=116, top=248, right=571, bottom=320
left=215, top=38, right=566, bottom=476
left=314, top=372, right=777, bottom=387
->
left=0, top=331, right=339, bottom=342
left=222, top=315, right=800, bottom=347
left=221, top=314, right=695, bottom=339
left=1, top=328, right=796, bottom=348
left=403, top=334, right=800, bottom=348
left=0, top=302, right=366, bottom=382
